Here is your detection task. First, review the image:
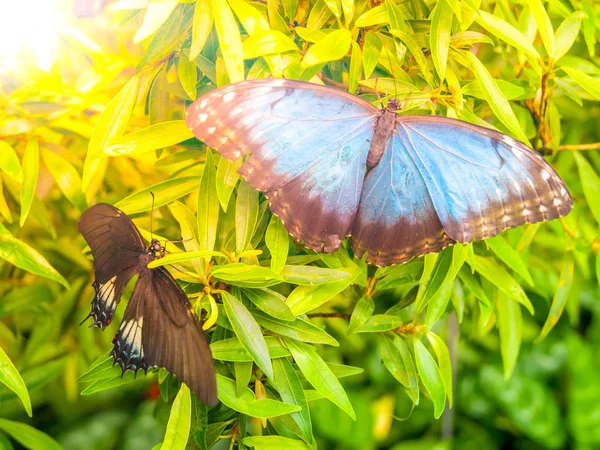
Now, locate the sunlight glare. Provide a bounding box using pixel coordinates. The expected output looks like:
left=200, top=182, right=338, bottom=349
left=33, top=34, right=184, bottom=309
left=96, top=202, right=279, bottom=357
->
left=0, top=0, right=61, bottom=73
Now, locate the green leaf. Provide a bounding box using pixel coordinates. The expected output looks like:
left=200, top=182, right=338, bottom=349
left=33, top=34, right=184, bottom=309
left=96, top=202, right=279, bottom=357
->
left=284, top=338, right=355, bottom=419
left=134, top=0, right=179, bottom=43
left=236, top=180, right=258, bottom=253
left=215, top=156, right=241, bottom=212
left=497, top=292, right=522, bottom=379
left=244, top=288, right=295, bottom=321
left=487, top=235, right=534, bottom=286
left=211, top=0, right=244, bottom=83
left=211, top=264, right=282, bottom=287
left=562, top=66, right=600, bottom=100
left=243, top=30, right=299, bottom=59
left=348, top=41, right=362, bottom=94
left=415, top=249, right=453, bottom=314
left=0, top=347, right=32, bottom=417
left=0, top=419, right=61, bottom=450
left=272, top=358, right=314, bottom=444
left=413, top=338, right=445, bottom=419
left=234, top=361, right=252, bottom=396
left=347, top=295, right=374, bottom=334
left=0, top=175, right=11, bottom=223
left=430, top=0, right=453, bottom=80
left=189, top=0, right=213, bottom=59
left=83, top=75, right=139, bottom=190
left=391, top=30, right=434, bottom=88
left=216, top=374, right=301, bottom=418
left=243, top=436, right=311, bottom=450
left=464, top=52, right=529, bottom=144
left=528, top=0, right=555, bottom=57
left=0, top=141, right=23, bottom=182
left=537, top=252, right=574, bottom=342
left=302, top=29, right=352, bottom=66
left=471, top=255, right=533, bottom=313
left=229, top=0, right=270, bottom=34
left=280, top=265, right=351, bottom=285
left=287, top=276, right=354, bottom=315
left=356, top=314, right=403, bottom=333
left=105, top=121, right=195, bottom=156
left=161, top=384, right=191, bottom=450
left=554, top=11, right=587, bottom=60
left=380, top=335, right=409, bottom=387
left=253, top=310, right=339, bottom=346
left=197, top=148, right=219, bottom=266
left=362, top=31, right=381, bottom=78
left=41, top=148, right=87, bottom=212
left=210, top=336, right=291, bottom=361
left=574, top=153, right=600, bottom=224
left=0, top=224, right=69, bottom=288
left=474, top=11, right=540, bottom=58
left=222, top=291, right=273, bottom=379
left=458, top=265, right=491, bottom=307
left=426, top=332, right=453, bottom=408
left=147, top=251, right=226, bottom=269
left=265, top=215, right=289, bottom=274
left=114, top=177, right=200, bottom=214
left=19, top=138, right=39, bottom=227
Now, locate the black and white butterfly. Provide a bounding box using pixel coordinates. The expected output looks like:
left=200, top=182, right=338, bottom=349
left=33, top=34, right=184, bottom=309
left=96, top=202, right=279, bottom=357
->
left=78, top=203, right=217, bottom=405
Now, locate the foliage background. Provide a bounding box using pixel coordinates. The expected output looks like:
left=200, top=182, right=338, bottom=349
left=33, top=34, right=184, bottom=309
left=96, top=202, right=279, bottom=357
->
left=1, top=0, right=600, bottom=449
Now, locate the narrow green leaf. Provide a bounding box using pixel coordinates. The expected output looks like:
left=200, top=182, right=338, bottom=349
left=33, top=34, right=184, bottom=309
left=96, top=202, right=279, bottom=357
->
left=487, top=235, right=534, bottom=286
left=0, top=347, right=32, bottom=417
left=528, top=0, right=556, bottom=57
left=234, top=361, right=253, bottom=397
left=554, top=11, right=587, bottom=60
left=497, top=292, right=522, bottom=379
left=537, top=252, right=574, bottom=341
left=236, top=180, right=258, bottom=253
left=280, top=265, right=351, bottom=285
left=347, top=295, right=374, bottom=334
left=19, top=138, right=39, bottom=226
left=0, top=224, right=69, bottom=288
left=0, top=419, right=61, bottom=450
left=413, top=338, right=445, bottom=418
left=475, top=11, right=540, bottom=58
left=243, top=436, right=311, bottom=450
left=430, top=0, right=453, bottom=80
left=426, top=332, right=453, bottom=407
left=272, top=358, right=314, bottom=444
left=114, top=177, right=200, bottom=214
left=41, top=148, right=87, bottom=212
left=574, top=153, right=600, bottom=224
left=222, top=292, right=273, bottom=379
left=211, top=264, right=282, bottom=288
left=197, top=148, right=219, bottom=264
left=362, top=31, right=381, bottom=78
left=242, top=30, right=299, bottom=59
left=83, top=75, right=139, bottom=190
left=391, top=30, right=434, bottom=88
left=210, top=336, right=291, bottom=361
left=302, top=29, right=352, bottom=66
left=215, top=156, right=241, bottom=212
left=380, top=335, right=409, bottom=387
left=229, top=0, right=270, bottom=34
left=265, top=215, right=289, bottom=274
left=161, top=384, right=191, bottom=450
left=189, top=0, right=213, bottom=59
left=287, top=276, right=353, bottom=315
left=244, top=288, right=295, bottom=321
left=216, top=374, right=301, bottom=418
left=253, top=310, right=339, bottom=346
left=0, top=141, right=23, bottom=182
left=147, top=251, right=226, bottom=269
left=134, top=0, right=179, bottom=43
left=0, top=175, right=11, bottom=223
left=395, top=336, right=419, bottom=404
left=211, top=0, right=244, bottom=83
left=105, top=121, right=195, bottom=156
left=562, top=67, right=600, bottom=100
left=285, top=338, right=355, bottom=420
left=356, top=314, right=403, bottom=332
left=464, top=52, right=529, bottom=144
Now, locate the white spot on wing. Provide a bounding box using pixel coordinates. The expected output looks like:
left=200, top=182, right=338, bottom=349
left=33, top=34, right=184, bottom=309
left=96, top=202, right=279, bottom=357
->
left=200, top=99, right=208, bottom=108
left=223, top=92, right=236, bottom=102
left=198, top=113, right=208, bottom=122
left=207, top=127, right=216, bottom=134
left=542, top=170, right=551, bottom=181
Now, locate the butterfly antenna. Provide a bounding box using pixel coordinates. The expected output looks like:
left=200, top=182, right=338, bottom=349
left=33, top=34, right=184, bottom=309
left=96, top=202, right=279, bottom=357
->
left=150, top=192, right=155, bottom=241
left=375, top=78, right=383, bottom=109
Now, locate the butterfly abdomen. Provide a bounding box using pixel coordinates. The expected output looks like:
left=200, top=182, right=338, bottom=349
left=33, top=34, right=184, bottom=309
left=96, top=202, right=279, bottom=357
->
left=367, top=109, right=397, bottom=168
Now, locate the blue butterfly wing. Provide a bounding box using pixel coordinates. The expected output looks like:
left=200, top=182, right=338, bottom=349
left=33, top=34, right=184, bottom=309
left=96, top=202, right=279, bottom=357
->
left=186, top=79, right=379, bottom=252
left=396, top=117, right=572, bottom=243
left=352, top=133, right=454, bottom=266
left=352, top=117, right=572, bottom=265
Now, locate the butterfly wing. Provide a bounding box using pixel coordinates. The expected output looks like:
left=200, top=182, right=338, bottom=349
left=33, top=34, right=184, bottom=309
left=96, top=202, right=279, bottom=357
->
left=186, top=79, right=379, bottom=252
left=78, top=203, right=146, bottom=328
left=395, top=116, right=572, bottom=243
left=352, top=133, right=455, bottom=266
left=140, top=267, right=217, bottom=406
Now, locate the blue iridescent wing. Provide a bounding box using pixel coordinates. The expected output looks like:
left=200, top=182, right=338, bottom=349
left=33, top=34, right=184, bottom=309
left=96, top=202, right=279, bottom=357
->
left=352, top=117, right=572, bottom=265
left=186, top=79, right=379, bottom=252
left=352, top=133, right=454, bottom=267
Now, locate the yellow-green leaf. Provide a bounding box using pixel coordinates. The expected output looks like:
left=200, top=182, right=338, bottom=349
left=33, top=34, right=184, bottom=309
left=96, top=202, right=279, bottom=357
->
left=497, top=292, right=522, bottom=379
left=134, top=0, right=180, bottom=43
left=562, top=66, right=600, bottom=100
left=41, top=148, right=87, bottom=212
left=161, top=384, right=191, bottom=450
left=0, top=347, right=32, bottom=417
left=430, top=0, right=453, bottom=81
left=19, top=138, right=38, bottom=227
left=554, top=11, right=587, bottom=60
left=178, top=55, right=198, bottom=100
left=528, top=0, right=555, bottom=57
left=212, top=0, right=244, bottom=83
left=189, top=0, right=213, bottom=59
left=475, top=11, right=540, bottom=58
left=105, top=121, right=195, bottom=156
left=243, top=30, right=299, bottom=59
left=302, top=29, right=352, bottom=66
left=0, top=141, right=23, bottom=182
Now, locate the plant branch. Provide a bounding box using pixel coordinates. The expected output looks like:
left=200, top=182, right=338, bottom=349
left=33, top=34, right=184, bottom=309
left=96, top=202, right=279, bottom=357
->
left=306, top=312, right=351, bottom=320
left=558, top=142, right=600, bottom=151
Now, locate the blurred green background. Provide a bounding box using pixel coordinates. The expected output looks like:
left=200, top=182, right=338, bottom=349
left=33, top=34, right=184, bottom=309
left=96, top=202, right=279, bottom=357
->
left=1, top=0, right=600, bottom=449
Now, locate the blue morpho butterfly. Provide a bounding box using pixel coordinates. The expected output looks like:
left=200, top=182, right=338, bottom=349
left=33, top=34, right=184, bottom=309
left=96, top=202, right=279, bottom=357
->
left=185, top=79, right=572, bottom=267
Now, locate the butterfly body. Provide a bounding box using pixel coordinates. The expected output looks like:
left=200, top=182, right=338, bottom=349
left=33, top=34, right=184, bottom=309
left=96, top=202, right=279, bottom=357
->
left=79, top=204, right=217, bottom=405
left=186, top=79, right=572, bottom=266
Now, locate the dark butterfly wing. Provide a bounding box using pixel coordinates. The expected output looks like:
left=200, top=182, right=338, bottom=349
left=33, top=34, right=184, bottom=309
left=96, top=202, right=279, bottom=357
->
left=395, top=117, right=572, bottom=243
left=78, top=203, right=146, bottom=328
left=352, top=132, right=455, bottom=266
left=139, top=267, right=217, bottom=406
left=186, top=79, right=379, bottom=252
